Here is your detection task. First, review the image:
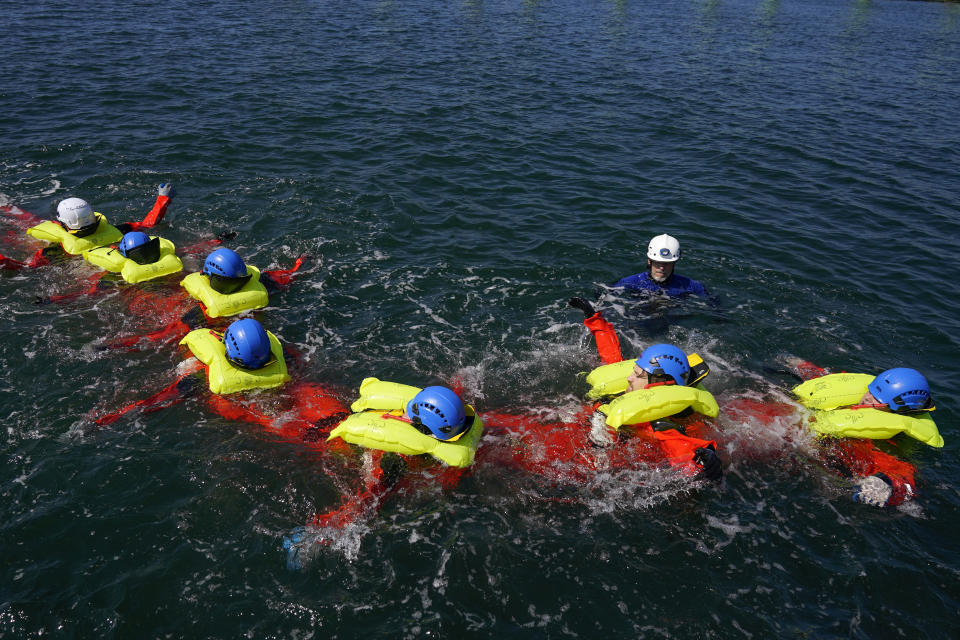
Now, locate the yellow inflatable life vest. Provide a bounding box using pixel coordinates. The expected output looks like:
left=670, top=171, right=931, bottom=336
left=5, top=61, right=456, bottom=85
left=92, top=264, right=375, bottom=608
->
left=179, top=328, right=290, bottom=395
left=180, top=267, right=269, bottom=318
left=792, top=373, right=877, bottom=410
left=585, top=353, right=709, bottom=400
left=26, top=213, right=123, bottom=255
left=82, top=237, right=183, bottom=283
left=794, top=373, right=943, bottom=447
left=597, top=384, right=720, bottom=430
left=810, top=408, right=943, bottom=448
left=585, top=360, right=635, bottom=399
left=328, top=377, right=483, bottom=468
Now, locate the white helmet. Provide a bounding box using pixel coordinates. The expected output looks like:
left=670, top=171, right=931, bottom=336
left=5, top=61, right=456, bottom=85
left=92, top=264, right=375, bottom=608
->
left=56, top=197, right=96, bottom=230
left=647, top=234, right=681, bottom=262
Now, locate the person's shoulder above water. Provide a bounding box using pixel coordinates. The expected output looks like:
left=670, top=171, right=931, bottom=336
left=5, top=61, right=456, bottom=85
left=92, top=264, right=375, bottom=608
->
left=663, top=273, right=708, bottom=296
left=611, top=233, right=708, bottom=297
left=612, top=269, right=707, bottom=296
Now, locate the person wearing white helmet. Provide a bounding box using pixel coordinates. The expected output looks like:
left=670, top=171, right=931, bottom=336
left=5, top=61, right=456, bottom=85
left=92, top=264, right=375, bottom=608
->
left=613, top=233, right=707, bottom=297
left=0, top=184, right=174, bottom=270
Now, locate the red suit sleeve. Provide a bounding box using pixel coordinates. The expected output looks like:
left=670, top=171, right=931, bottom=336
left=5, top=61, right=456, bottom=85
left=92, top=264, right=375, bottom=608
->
left=261, top=254, right=308, bottom=290
left=824, top=439, right=917, bottom=506
left=206, top=382, right=352, bottom=453
left=44, top=272, right=108, bottom=304
left=94, top=362, right=204, bottom=426
left=105, top=320, right=192, bottom=351
left=1, top=206, right=54, bottom=269
left=583, top=312, right=624, bottom=365
left=120, top=195, right=171, bottom=232
left=1, top=247, right=52, bottom=270
left=1, top=204, right=45, bottom=227
left=791, top=360, right=829, bottom=382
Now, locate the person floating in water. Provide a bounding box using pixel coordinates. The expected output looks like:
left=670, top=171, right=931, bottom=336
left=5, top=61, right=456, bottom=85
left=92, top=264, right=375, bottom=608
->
left=94, top=317, right=352, bottom=446
left=1, top=184, right=175, bottom=270
left=727, top=360, right=942, bottom=507
left=612, top=233, right=707, bottom=297
left=104, top=247, right=306, bottom=350
left=35, top=230, right=189, bottom=305
left=293, top=381, right=483, bottom=547
left=92, top=317, right=482, bottom=564
left=478, top=297, right=722, bottom=487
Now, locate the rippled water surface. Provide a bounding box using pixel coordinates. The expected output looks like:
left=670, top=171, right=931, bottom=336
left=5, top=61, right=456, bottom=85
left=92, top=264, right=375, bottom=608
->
left=2, top=0, right=960, bottom=637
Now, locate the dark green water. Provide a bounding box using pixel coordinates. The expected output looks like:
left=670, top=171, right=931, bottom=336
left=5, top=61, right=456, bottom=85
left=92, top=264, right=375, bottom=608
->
left=2, top=0, right=960, bottom=637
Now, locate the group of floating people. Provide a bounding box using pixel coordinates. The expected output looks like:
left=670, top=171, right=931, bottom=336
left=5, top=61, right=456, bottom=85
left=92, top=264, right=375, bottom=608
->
left=1, top=188, right=945, bottom=557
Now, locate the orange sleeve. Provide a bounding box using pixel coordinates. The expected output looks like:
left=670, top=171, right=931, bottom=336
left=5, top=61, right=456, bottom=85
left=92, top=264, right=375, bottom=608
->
left=824, top=439, right=917, bottom=505
left=793, top=360, right=829, bottom=381
left=583, top=312, right=624, bottom=365
left=125, top=195, right=171, bottom=230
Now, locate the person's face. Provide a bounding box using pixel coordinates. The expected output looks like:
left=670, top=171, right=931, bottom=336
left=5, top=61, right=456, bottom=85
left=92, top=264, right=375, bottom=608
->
left=860, top=390, right=884, bottom=407
left=626, top=364, right=649, bottom=392
left=648, top=259, right=675, bottom=283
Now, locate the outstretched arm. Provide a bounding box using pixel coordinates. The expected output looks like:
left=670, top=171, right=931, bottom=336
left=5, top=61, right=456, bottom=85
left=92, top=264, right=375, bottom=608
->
left=310, top=450, right=395, bottom=529
left=823, top=438, right=917, bottom=506
left=94, top=361, right=204, bottom=426
left=176, top=231, right=237, bottom=257
left=782, top=357, right=829, bottom=382
left=0, top=204, right=45, bottom=228
left=115, top=184, right=174, bottom=233
left=260, top=254, right=308, bottom=293
left=569, top=297, right=624, bottom=364
left=1, top=245, right=58, bottom=270
left=37, top=272, right=109, bottom=304
left=1, top=205, right=59, bottom=269
left=103, top=305, right=204, bottom=351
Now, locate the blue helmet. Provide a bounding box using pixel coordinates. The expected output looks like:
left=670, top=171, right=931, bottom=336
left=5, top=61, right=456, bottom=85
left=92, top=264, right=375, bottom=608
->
left=118, top=231, right=160, bottom=264
left=868, top=368, right=932, bottom=412
left=406, top=386, right=470, bottom=441
left=203, top=248, right=247, bottom=279
left=223, top=318, right=272, bottom=369
left=636, top=344, right=690, bottom=386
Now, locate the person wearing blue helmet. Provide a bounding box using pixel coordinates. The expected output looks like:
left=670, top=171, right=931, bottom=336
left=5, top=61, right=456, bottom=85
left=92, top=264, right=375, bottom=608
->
left=95, top=317, right=352, bottom=437
left=1, top=184, right=175, bottom=270
left=612, top=234, right=708, bottom=298
left=864, top=368, right=933, bottom=413
left=628, top=343, right=692, bottom=390
left=177, top=247, right=306, bottom=318
left=728, top=358, right=942, bottom=508
left=118, top=231, right=159, bottom=263
left=406, top=386, right=472, bottom=441
left=223, top=317, right=273, bottom=369
left=103, top=246, right=307, bottom=351
left=480, top=297, right=723, bottom=489
left=289, top=379, right=482, bottom=561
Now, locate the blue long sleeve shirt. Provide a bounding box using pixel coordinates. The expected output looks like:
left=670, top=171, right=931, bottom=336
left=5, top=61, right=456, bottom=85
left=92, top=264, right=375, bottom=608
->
left=613, top=271, right=708, bottom=297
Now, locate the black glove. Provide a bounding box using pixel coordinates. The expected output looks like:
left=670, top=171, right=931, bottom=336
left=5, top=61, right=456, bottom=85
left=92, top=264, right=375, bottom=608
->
left=180, top=306, right=206, bottom=330
left=693, top=446, right=722, bottom=481
left=216, top=230, right=237, bottom=241
left=175, top=376, right=201, bottom=397
left=568, top=296, right=596, bottom=318
left=651, top=419, right=686, bottom=434
left=115, top=222, right=134, bottom=234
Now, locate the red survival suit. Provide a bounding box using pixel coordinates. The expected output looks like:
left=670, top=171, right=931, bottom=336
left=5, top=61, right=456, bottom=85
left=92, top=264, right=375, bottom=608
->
left=103, top=255, right=307, bottom=351
left=725, top=361, right=919, bottom=506
left=0, top=193, right=172, bottom=270
left=93, top=336, right=462, bottom=533
left=478, top=311, right=720, bottom=483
